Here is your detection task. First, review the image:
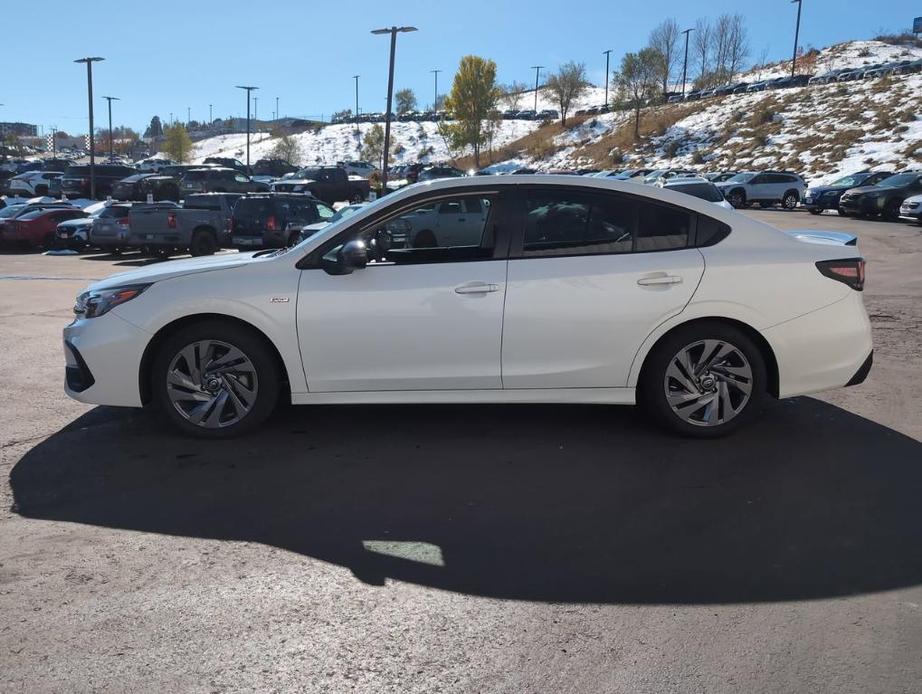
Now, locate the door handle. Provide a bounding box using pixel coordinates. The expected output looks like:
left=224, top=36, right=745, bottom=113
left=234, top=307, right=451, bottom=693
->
left=455, top=282, right=500, bottom=294
left=637, top=274, right=683, bottom=286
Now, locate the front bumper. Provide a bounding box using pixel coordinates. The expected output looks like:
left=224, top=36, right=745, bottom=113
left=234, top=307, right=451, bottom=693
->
left=63, top=311, right=150, bottom=407
left=803, top=194, right=841, bottom=211
left=838, top=197, right=880, bottom=215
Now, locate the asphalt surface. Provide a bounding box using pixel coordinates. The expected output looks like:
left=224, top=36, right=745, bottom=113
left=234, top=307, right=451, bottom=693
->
left=1, top=209, right=921, bottom=693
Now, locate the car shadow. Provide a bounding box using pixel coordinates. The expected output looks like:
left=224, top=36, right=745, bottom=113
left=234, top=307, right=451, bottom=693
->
left=9, top=398, right=922, bottom=605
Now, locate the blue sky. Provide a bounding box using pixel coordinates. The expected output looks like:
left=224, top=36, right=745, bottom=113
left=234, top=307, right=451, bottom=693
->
left=3, top=0, right=919, bottom=135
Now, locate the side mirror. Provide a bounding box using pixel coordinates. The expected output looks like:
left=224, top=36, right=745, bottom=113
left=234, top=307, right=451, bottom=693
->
left=321, top=239, right=368, bottom=275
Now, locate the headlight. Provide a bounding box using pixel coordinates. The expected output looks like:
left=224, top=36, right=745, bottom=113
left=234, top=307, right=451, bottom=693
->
left=74, top=283, right=151, bottom=318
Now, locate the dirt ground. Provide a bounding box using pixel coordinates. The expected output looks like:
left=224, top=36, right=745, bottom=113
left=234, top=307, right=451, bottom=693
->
left=1, top=208, right=920, bottom=693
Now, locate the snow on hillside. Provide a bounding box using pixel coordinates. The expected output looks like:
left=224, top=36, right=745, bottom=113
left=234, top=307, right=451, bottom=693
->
left=749, top=39, right=922, bottom=82
left=192, top=120, right=541, bottom=167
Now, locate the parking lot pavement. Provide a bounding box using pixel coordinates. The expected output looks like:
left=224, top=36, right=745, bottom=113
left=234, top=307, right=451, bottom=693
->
left=1, top=212, right=921, bottom=693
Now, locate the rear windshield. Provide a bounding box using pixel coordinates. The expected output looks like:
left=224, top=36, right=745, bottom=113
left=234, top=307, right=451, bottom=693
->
left=183, top=170, right=210, bottom=180
left=98, top=205, right=131, bottom=218
left=185, top=195, right=239, bottom=210
left=234, top=199, right=274, bottom=216
left=669, top=182, right=724, bottom=202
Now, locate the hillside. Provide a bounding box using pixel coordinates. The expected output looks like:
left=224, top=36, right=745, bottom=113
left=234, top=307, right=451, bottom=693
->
left=188, top=40, right=922, bottom=184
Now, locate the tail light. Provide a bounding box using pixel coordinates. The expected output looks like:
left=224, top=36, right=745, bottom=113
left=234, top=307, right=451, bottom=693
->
left=117, top=216, right=130, bottom=228
left=167, top=213, right=176, bottom=229
left=816, top=258, right=865, bottom=291
left=266, top=215, right=278, bottom=231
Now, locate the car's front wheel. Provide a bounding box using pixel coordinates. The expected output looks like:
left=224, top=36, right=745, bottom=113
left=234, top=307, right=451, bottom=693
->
left=726, top=189, right=747, bottom=208
left=152, top=321, right=280, bottom=438
left=782, top=190, right=799, bottom=209
left=640, top=322, right=767, bottom=437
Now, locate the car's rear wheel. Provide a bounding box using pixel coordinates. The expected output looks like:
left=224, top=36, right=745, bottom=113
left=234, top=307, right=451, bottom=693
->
left=808, top=208, right=821, bottom=215
left=640, top=322, right=767, bottom=438
left=782, top=190, right=799, bottom=209
left=350, top=190, right=364, bottom=203
left=883, top=200, right=901, bottom=222
left=726, top=189, right=747, bottom=208
left=189, top=229, right=217, bottom=256
left=152, top=321, right=280, bottom=438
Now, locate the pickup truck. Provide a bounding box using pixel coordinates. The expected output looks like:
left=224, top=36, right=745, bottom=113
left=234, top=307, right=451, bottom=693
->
left=270, top=166, right=369, bottom=204
left=126, top=193, right=241, bottom=256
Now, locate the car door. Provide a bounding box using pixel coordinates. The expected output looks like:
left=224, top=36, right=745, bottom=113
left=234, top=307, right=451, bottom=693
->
left=501, top=186, right=705, bottom=389
left=295, top=189, right=509, bottom=392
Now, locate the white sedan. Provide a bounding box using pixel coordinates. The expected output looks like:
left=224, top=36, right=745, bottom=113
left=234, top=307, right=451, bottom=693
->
left=63, top=176, right=873, bottom=438
left=899, top=194, right=922, bottom=224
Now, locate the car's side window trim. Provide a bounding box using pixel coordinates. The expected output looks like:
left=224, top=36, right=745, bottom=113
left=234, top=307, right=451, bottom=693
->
left=296, top=187, right=510, bottom=270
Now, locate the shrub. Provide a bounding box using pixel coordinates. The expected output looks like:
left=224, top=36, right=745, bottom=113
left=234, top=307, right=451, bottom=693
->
left=691, top=149, right=707, bottom=165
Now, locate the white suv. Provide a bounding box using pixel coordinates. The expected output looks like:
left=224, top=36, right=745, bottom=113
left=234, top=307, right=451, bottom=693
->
left=716, top=171, right=806, bottom=209
left=9, top=170, right=63, bottom=197
left=340, top=161, right=378, bottom=178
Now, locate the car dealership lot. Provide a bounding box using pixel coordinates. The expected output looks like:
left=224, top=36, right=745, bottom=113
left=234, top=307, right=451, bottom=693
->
left=1, top=210, right=921, bottom=692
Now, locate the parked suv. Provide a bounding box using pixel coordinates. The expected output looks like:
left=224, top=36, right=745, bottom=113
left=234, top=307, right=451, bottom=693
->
left=339, top=161, right=378, bottom=178
left=59, top=164, right=137, bottom=199
left=8, top=170, right=62, bottom=197
left=803, top=171, right=893, bottom=214
left=230, top=194, right=335, bottom=249
left=112, top=173, right=180, bottom=202
left=252, top=159, right=299, bottom=178
left=179, top=168, right=269, bottom=197
left=715, top=171, right=806, bottom=209
left=203, top=157, right=249, bottom=174
left=838, top=171, right=922, bottom=221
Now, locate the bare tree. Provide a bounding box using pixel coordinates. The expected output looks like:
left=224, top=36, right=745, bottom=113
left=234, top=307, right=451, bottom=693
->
left=616, top=48, right=660, bottom=138
left=755, top=45, right=771, bottom=80
left=692, top=18, right=712, bottom=80
left=502, top=81, right=529, bottom=111
left=546, top=62, right=589, bottom=125
left=649, top=18, right=681, bottom=97
left=713, top=13, right=749, bottom=84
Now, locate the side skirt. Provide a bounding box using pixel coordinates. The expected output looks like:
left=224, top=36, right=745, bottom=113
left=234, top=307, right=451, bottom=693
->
left=291, top=387, right=636, bottom=406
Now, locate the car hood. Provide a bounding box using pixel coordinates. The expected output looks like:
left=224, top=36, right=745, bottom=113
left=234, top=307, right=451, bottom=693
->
left=807, top=185, right=847, bottom=194
left=844, top=185, right=896, bottom=196
left=88, top=252, right=259, bottom=291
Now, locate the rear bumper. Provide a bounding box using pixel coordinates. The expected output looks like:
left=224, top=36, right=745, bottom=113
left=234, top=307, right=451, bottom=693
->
left=764, top=292, right=873, bottom=398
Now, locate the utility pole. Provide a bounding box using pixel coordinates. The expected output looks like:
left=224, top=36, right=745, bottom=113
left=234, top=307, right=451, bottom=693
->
left=209, top=103, right=213, bottom=124
left=371, top=26, right=417, bottom=188
left=74, top=57, right=104, bottom=199
left=531, top=65, right=544, bottom=112
left=187, top=106, right=191, bottom=126
left=681, top=28, right=694, bottom=97
left=275, top=96, right=279, bottom=122
left=602, top=50, right=612, bottom=107
left=101, top=95, right=119, bottom=158
left=791, top=0, right=804, bottom=77
left=353, top=75, right=360, bottom=126
left=254, top=96, right=258, bottom=121
left=235, top=85, right=258, bottom=170
left=431, top=68, right=441, bottom=110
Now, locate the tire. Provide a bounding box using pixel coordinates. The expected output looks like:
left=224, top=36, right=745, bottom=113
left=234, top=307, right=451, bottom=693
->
left=883, top=200, right=901, bottom=222
left=639, top=322, right=767, bottom=438
left=152, top=320, right=280, bottom=438
left=413, top=229, right=437, bottom=248
left=808, top=208, right=821, bottom=215
left=34, top=185, right=48, bottom=196
left=782, top=190, right=799, bottom=209
left=350, top=190, right=364, bottom=203
left=726, top=189, right=747, bottom=209
left=41, top=232, right=55, bottom=250
left=189, top=229, right=217, bottom=256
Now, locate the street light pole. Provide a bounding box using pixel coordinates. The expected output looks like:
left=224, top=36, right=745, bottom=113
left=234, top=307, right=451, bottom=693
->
left=431, top=68, right=441, bottom=110
left=681, top=28, right=694, bottom=97
left=74, top=57, right=104, bottom=199
left=254, top=96, right=258, bottom=121
left=276, top=96, right=279, bottom=123
left=187, top=106, right=191, bottom=126
left=791, top=0, right=803, bottom=77
left=209, top=103, right=213, bottom=124
left=101, top=95, right=119, bottom=158
left=235, top=85, right=258, bottom=171
left=353, top=75, right=360, bottom=126
left=602, top=50, right=612, bottom=106
left=531, top=65, right=544, bottom=112
left=371, top=25, right=417, bottom=189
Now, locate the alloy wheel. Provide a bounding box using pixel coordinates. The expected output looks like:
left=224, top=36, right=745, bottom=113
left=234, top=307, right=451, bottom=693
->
left=166, top=340, right=259, bottom=429
left=664, top=339, right=753, bottom=427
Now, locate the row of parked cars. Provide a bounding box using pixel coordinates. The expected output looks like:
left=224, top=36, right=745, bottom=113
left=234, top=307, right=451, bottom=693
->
left=665, top=57, right=922, bottom=103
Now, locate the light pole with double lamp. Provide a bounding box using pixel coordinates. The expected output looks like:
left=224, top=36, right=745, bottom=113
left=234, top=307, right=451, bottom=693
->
left=681, top=28, right=694, bottom=97
left=101, top=95, right=119, bottom=158
left=235, top=85, right=258, bottom=171
left=790, top=0, right=804, bottom=77
left=75, top=57, right=104, bottom=198
left=371, top=26, right=417, bottom=188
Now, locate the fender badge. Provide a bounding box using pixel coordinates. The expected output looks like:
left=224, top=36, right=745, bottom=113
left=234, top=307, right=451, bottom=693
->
left=269, top=297, right=290, bottom=303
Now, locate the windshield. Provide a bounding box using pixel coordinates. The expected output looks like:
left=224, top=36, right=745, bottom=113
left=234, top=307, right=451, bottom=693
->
left=0, top=206, right=25, bottom=218
left=830, top=174, right=867, bottom=188
left=726, top=173, right=755, bottom=183
left=877, top=173, right=919, bottom=187
left=669, top=182, right=724, bottom=202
